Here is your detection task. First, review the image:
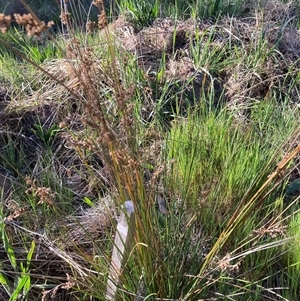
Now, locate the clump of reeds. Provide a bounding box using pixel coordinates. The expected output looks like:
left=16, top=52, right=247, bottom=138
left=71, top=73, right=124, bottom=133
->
left=1, top=1, right=300, bottom=300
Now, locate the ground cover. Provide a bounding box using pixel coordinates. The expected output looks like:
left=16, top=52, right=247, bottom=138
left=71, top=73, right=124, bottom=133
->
left=0, top=0, right=300, bottom=300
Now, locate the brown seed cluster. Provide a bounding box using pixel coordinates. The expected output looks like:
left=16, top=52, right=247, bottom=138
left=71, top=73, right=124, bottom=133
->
left=25, top=176, right=56, bottom=206
left=97, top=10, right=107, bottom=30
left=0, top=13, right=11, bottom=33
left=252, top=223, right=287, bottom=238
left=86, top=20, right=98, bottom=33
left=60, top=12, right=71, bottom=26
left=4, top=200, right=25, bottom=221
left=93, top=0, right=107, bottom=30
left=14, top=13, right=54, bottom=36
left=41, top=273, right=75, bottom=301
left=93, top=0, right=105, bottom=10
left=217, top=254, right=240, bottom=276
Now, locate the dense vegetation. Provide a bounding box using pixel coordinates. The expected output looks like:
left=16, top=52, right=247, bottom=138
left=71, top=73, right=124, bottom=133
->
left=0, top=0, right=300, bottom=300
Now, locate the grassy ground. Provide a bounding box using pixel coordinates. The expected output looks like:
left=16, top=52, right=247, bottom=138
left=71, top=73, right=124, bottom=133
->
left=0, top=0, right=300, bottom=300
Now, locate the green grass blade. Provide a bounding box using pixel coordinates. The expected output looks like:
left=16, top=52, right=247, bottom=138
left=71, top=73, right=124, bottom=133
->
left=2, top=230, right=17, bottom=271
left=0, top=271, right=8, bottom=286
left=9, top=275, right=30, bottom=301
left=26, top=240, right=35, bottom=270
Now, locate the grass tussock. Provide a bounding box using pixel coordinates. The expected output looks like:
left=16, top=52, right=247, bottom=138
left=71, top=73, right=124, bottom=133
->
left=0, top=0, right=300, bottom=300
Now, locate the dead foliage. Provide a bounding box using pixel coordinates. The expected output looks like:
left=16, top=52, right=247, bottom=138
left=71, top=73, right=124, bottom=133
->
left=0, top=197, right=114, bottom=301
